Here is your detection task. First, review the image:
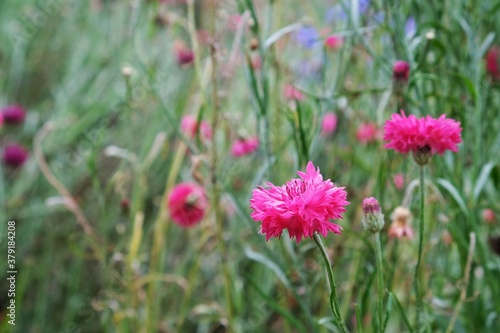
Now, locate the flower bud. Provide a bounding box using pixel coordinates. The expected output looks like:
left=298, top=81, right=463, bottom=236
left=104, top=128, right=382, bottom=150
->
left=362, top=197, right=385, bottom=233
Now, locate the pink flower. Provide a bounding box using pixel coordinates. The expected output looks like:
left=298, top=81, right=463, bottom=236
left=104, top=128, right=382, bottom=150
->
left=1, top=105, right=26, bottom=125
left=231, top=137, right=259, bottom=157
left=173, top=41, right=194, bottom=66
left=356, top=123, right=379, bottom=144
left=393, top=60, right=410, bottom=81
left=167, top=182, right=208, bottom=227
left=283, top=84, right=304, bottom=101
left=325, top=35, right=343, bottom=50
left=383, top=111, right=462, bottom=155
left=393, top=173, right=405, bottom=190
left=482, top=208, right=496, bottom=224
left=227, top=14, right=243, bottom=31
left=2, top=143, right=29, bottom=168
left=321, top=112, right=337, bottom=136
left=486, top=47, right=500, bottom=81
left=180, top=115, right=212, bottom=139
left=250, top=161, right=349, bottom=243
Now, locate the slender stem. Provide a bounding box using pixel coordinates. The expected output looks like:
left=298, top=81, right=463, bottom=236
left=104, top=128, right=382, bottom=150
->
left=414, top=166, right=425, bottom=332
left=374, top=232, right=385, bottom=332
left=313, top=232, right=349, bottom=333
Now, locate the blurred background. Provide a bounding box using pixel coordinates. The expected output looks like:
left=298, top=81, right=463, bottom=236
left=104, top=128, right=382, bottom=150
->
left=1, top=0, right=500, bottom=332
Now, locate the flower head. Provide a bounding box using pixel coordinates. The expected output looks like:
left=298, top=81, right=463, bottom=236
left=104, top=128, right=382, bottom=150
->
left=362, top=197, right=384, bottom=233
left=356, top=123, right=379, bottom=144
left=181, top=115, right=212, bottom=139
left=283, top=84, right=304, bottom=101
left=388, top=206, right=414, bottom=239
left=486, top=47, right=500, bottom=81
left=393, top=173, right=405, bottom=190
left=383, top=111, right=462, bottom=164
left=167, top=182, right=208, bottom=227
left=2, top=143, right=29, bottom=168
left=231, top=137, right=259, bottom=157
left=1, top=105, right=26, bottom=125
left=250, top=161, right=349, bottom=243
left=482, top=208, right=496, bottom=224
left=294, top=26, right=319, bottom=48
left=321, top=112, right=337, bottom=136
left=325, top=35, right=343, bottom=50
left=393, top=61, right=410, bottom=81
left=173, top=41, right=194, bottom=66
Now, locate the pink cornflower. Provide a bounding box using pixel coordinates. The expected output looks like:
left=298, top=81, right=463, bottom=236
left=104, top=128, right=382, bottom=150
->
left=325, top=35, right=343, bottom=50
left=173, top=41, right=194, bottom=66
left=250, top=161, right=349, bottom=243
left=1, top=105, right=26, bottom=125
left=283, top=84, right=304, bottom=101
left=180, top=115, right=212, bottom=139
left=383, top=111, right=462, bottom=164
left=356, top=123, right=379, bottom=144
left=167, top=182, right=208, bottom=227
left=231, top=137, right=259, bottom=157
left=2, top=143, right=29, bottom=168
left=393, top=173, right=405, bottom=190
left=486, top=47, right=500, bottom=81
left=321, top=112, right=337, bottom=136
left=393, top=60, right=410, bottom=81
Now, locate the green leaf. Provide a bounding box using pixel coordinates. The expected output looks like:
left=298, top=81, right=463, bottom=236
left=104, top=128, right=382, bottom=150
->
left=244, top=247, right=292, bottom=289
left=472, top=162, right=495, bottom=204
left=355, top=303, right=363, bottom=333
left=437, top=179, right=469, bottom=217
left=388, top=291, right=414, bottom=333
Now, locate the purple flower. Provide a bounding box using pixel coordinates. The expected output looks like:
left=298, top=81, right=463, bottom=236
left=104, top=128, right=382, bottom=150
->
left=2, top=144, right=29, bottom=168
left=294, top=26, right=320, bottom=48
left=1, top=105, right=26, bottom=125
left=405, top=16, right=416, bottom=38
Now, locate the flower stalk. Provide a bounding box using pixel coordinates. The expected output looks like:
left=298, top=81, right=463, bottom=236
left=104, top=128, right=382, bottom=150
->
left=414, top=166, right=425, bottom=332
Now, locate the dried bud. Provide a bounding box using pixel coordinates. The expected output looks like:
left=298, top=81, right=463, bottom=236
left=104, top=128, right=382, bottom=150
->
left=249, top=38, right=259, bottom=51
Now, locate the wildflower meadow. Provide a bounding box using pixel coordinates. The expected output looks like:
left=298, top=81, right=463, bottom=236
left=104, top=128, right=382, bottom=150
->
left=2, top=0, right=500, bottom=332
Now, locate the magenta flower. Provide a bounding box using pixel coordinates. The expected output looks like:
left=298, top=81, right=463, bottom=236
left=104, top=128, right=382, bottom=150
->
left=173, top=41, right=194, bottom=66
left=250, top=161, right=349, bottom=243
left=393, top=60, right=410, bottom=81
left=383, top=111, right=462, bottom=159
left=1, top=105, right=26, bottom=125
left=325, top=35, right=343, bottom=50
left=180, top=115, right=212, bottom=139
left=356, top=123, right=379, bottom=144
left=231, top=137, right=259, bottom=157
left=167, top=182, right=208, bottom=227
left=321, top=112, right=337, bottom=136
left=2, top=144, right=29, bottom=168
left=283, top=84, right=304, bottom=101
left=486, top=47, right=500, bottom=81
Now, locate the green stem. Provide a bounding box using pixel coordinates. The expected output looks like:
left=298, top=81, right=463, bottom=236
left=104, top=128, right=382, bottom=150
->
left=414, top=166, right=425, bottom=332
left=313, top=232, right=349, bottom=333
left=374, top=232, right=385, bottom=332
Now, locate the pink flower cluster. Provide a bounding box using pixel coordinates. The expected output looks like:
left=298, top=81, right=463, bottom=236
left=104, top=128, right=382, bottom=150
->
left=383, top=111, right=462, bottom=155
left=250, top=161, right=349, bottom=243
left=181, top=115, right=212, bottom=139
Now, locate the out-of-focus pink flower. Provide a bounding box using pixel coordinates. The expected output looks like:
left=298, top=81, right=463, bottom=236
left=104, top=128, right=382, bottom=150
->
left=486, top=47, right=500, bottom=81
left=383, top=111, right=462, bottom=159
left=325, top=35, right=343, bottom=50
left=231, top=137, right=259, bottom=157
left=283, top=84, right=304, bottom=101
left=388, top=206, right=414, bottom=239
left=196, top=30, right=212, bottom=45
left=482, top=208, right=496, bottom=224
left=2, top=143, right=29, bottom=168
left=356, top=123, right=379, bottom=144
left=227, top=14, right=243, bottom=31
left=167, top=182, right=208, bottom=227
left=250, top=161, right=349, bottom=243
left=250, top=56, right=261, bottom=71
left=393, top=173, right=405, bottom=190
left=180, top=115, right=212, bottom=139
left=1, top=105, right=26, bottom=125
left=321, top=112, right=337, bottom=136
left=173, top=41, right=194, bottom=66
left=442, top=231, right=453, bottom=246
left=0, top=112, right=3, bottom=128
left=393, top=60, right=410, bottom=81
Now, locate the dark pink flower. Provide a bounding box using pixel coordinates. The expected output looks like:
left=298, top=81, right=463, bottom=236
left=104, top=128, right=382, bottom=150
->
left=181, top=115, right=212, bottom=139
left=2, top=144, right=29, bottom=168
left=173, top=41, right=194, bottom=66
left=325, top=35, right=343, bottom=50
left=167, top=182, right=208, bottom=227
left=283, top=84, right=304, bottom=101
left=383, top=111, right=462, bottom=155
left=250, top=161, right=349, bottom=243
left=231, top=137, right=259, bottom=157
left=486, top=47, right=500, bottom=81
left=321, top=112, right=337, bottom=136
left=356, top=123, right=379, bottom=144
left=393, top=60, right=410, bottom=81
left=1, top=105, right=26, bottom=125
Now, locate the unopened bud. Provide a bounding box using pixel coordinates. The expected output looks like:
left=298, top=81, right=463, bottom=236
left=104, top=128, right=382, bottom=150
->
left=362, top=197, right=385, bottom=233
